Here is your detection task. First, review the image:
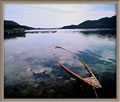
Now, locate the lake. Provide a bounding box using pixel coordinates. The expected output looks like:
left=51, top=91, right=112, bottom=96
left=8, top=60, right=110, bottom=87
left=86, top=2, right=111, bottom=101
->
left=4, top=29, right=116, bottom=98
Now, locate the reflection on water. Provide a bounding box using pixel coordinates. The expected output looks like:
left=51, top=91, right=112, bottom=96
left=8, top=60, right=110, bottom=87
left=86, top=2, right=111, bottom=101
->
left=54, top=48, right=90, bottom=78
left=4, top=29, right=116, bottom=98
left=4, top=32, right=26, bottom=40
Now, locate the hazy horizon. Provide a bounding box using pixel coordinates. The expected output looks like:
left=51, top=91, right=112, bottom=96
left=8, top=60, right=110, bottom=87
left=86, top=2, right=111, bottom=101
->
left=4, top=4, right=116, bottom=28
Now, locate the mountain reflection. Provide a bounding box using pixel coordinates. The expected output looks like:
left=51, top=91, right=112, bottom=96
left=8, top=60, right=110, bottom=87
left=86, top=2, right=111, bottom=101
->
left=80, top=29, right=116, bottom=39
left=4, top=29, right=116, bottom=40
left=4, top=32, right=26, bottom=39
left=4, top=29, right=116, bottom=98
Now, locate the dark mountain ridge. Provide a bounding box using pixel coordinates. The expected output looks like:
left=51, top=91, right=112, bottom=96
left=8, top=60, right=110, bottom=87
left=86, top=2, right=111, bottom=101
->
left=4, top=15, right=116, bottom=30
left=62, top=15, right=116, bottom=29
left=4, top=20, right=34, bottom=30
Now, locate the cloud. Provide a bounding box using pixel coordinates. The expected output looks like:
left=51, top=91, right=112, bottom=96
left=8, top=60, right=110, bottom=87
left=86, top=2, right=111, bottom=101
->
left=4, top=4, right=116, bottom=28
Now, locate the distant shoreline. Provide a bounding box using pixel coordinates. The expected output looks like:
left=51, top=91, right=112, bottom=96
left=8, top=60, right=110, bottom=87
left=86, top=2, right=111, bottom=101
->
left=4, top=15, right=116, bottom=30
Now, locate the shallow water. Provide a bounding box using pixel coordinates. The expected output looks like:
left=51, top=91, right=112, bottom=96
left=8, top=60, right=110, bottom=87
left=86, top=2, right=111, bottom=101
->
left=4, top=29, right=116, bottom=98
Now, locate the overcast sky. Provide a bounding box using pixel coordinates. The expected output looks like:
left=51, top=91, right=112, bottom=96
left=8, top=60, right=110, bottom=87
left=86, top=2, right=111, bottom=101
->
left=4, top=3, right=116, bottom=28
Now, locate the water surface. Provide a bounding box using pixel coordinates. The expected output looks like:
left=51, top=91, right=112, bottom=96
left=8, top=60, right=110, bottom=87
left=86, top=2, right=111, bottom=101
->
left=4, top=29, right=116, bottom=98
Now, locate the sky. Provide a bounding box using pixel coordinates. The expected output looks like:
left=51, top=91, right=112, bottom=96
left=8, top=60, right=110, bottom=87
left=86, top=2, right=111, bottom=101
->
left=4, top=3, right=116, bottom=28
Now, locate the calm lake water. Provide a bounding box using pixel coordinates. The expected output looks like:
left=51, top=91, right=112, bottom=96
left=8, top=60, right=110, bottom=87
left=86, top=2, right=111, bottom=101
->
left=4, top=29, right=116, bottom=98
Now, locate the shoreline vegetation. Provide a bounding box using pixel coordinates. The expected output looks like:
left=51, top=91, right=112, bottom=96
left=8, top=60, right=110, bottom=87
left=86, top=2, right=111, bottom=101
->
left=4, top=15, right=116, bottom=39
